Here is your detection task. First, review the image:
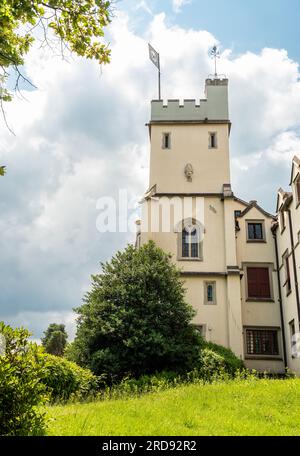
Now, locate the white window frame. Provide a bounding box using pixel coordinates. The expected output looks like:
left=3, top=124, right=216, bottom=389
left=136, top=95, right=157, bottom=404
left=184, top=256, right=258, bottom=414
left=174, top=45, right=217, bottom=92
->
left=176, top=219, right=203, bottom=261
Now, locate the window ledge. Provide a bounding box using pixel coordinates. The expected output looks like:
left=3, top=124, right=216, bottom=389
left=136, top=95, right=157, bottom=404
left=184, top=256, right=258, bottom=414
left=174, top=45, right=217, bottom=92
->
left=246, top=239, right=266, bottom=243
left=246, top=298, right=274, bottom=303
left=245, top=356, right=282, bottom=361
left=177, top=258, right=203, bottom=262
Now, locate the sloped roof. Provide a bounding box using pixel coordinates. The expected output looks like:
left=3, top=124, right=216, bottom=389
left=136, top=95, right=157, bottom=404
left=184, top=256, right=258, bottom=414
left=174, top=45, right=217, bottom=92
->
left=237, top=199, right=275, bottom=220
left=233, top=196, right=250, bottom=208
left=289, top=155, right=300, bottom=185
left=276, top=188, right=293, bottom=212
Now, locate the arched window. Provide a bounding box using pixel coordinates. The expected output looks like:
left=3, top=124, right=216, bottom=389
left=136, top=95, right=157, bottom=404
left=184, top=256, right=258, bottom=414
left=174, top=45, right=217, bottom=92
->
left=176, top=219, right=203, bottom=260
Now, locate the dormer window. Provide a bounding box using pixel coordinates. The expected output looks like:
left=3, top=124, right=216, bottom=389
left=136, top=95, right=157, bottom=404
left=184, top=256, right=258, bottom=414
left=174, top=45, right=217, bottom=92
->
left=162, top=132, right=171, bottom=149
left=209, top=132, right=217, bottom=149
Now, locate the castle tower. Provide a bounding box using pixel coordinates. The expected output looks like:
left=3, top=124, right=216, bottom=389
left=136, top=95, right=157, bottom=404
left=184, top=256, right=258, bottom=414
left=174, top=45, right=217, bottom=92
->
left=138, top=77, right=245, bottom=359
left=137, top=71, right=287, bottom=374
left=149, top=78, right=231, bottom=194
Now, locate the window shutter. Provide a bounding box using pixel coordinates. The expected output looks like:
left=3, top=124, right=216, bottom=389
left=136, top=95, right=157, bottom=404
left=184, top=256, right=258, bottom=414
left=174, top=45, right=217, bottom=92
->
left=259, top=268, right=271, bottom=298
left=247, top=267, right=271, bottom=299
left=247, top=268, right=259, bottom=297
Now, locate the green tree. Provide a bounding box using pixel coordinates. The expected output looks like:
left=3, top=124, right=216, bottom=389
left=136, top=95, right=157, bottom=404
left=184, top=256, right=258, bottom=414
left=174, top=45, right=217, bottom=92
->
left=72, top=241, right=202, bottom=383
left=0, top=1, right=111, bottom=102
left=41, top=323, right=68, bottom=356
left=0, top=322, right=47, bottom=436
left=0, top=0, right=112, bottom=167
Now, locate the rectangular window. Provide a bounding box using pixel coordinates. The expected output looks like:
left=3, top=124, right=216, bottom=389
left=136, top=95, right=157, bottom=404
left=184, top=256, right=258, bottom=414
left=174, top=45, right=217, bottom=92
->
left=280, top=210, right=285, bottom=231
left=234, top=210, right=242, bottom=218
left=182, top=228, right=189, bottom=257
left=136, top=233, right=141, bottom=249
left=296, top=176, right=300, bottom=204
left=289, top=320, right=296, bottom=357
left=247, top=222, right=264, bottom=241
left=247, top=267, right=271, bottom=299
left=194, top=324, right=206, bottom=339
left=283, top=251, right=291, bottom=295
left=204, top=282, right=216, bottom=305
left=209, top=132, right=217, bottom=149
left=246, top=329, right=279, bottom=356
left=162, top=132, right=171, bottom=149
left=180, top=225, right=202, bottom=260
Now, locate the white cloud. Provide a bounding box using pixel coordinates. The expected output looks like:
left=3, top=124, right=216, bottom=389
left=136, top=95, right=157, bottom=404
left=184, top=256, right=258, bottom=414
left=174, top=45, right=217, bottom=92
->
left=135, top=1, right=153, bottom=15
left=172, top=0, right=192, bottom=13
left=1, top=9, right=300, bottom=339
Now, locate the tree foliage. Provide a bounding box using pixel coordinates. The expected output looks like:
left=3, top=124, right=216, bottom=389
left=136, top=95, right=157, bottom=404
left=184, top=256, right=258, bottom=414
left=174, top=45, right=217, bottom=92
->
left=0, top=0, right=112, bottom=104
left=41, top=323, right=68, bottom=356
left=71, top=241, right=202, bottom=383
left=0, top=322, right=47, bottom=436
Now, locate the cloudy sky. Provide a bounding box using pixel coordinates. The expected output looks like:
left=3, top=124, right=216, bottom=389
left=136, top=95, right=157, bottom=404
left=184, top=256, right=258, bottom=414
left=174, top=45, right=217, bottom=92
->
left=1, top=0, right=300, bottom=340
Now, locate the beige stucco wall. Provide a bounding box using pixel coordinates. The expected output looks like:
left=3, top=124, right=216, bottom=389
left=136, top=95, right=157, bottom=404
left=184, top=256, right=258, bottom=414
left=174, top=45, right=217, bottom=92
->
left=276, top=163, right=300, bottom=375
left=149, top=123, right=230, bottom=194
left=235, top=205, right=284, bottom=372
left=183, top=275, right=230, bottom=348
left=139, top=78, right=290, bottom=374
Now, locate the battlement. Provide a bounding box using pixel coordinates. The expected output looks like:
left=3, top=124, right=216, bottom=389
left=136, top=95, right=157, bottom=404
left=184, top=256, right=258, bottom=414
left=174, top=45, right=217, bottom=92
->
left=151, top=78, right=229, bottom=122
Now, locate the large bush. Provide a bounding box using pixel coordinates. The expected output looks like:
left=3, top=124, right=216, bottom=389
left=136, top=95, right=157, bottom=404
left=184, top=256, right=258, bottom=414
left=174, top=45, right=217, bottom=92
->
left=71, top=241, right=202, bottom=383
left=40, top=353, right=98, bottom=402
left=0, top=322, right=47, bottom=436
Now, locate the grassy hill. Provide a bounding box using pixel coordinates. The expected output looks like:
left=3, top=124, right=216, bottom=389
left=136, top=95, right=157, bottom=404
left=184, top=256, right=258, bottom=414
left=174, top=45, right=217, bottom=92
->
left=45, top=378, right=300, bottom=436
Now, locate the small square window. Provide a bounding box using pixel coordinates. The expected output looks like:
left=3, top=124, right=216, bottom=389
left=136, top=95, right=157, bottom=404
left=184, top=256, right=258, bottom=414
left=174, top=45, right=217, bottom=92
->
left=234, top=210, right=242, bottom=218
left=204, top=282, right=216, bottom=305
left=247, top=221, right=265, bottom=242
left=209, top=132, right=217, bottom=149
left=194, top=324, right=206, bottom=338
left=162, top=132, right=171, bottom=149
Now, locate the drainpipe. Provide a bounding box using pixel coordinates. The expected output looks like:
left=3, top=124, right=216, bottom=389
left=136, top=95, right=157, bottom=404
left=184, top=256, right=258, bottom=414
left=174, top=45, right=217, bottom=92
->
left=287, top=209, right=300, bottom=331
left=272, top=226, right=288, bottom=367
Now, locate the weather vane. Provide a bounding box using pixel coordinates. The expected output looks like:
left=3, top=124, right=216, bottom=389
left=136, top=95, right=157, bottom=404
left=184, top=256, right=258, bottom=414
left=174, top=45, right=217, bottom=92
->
left=209, top=45, right=220, bottom=78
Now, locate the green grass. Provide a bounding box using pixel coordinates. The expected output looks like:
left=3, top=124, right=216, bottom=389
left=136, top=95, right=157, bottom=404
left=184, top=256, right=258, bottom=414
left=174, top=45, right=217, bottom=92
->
left=45, top=379, right=300, bottom=436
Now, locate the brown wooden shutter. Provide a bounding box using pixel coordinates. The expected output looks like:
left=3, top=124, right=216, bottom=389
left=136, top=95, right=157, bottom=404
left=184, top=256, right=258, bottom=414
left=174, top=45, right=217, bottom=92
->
left=247, top=267, right=271, bottom=299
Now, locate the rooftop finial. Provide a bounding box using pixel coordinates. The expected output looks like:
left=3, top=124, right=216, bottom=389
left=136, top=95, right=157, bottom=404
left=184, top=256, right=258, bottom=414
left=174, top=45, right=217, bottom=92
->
left=210, top=45, right=220, bottom=78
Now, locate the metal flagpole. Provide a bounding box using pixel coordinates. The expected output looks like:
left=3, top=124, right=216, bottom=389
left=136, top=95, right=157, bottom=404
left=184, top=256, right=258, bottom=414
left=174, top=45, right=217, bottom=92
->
left=148, top=43, right=161, bottom=100
left=158, top=53, right=161, bottom=100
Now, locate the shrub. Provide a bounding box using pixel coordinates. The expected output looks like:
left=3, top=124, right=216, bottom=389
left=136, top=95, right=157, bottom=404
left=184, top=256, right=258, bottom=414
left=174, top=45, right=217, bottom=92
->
left=199, top=341, right=244, bottom=377
left=40, top=353, right=98, bottom=402
left=0, top=322, right=47, bottom=436
left=72, top=241, right=202, bottom=383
